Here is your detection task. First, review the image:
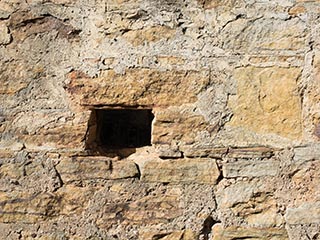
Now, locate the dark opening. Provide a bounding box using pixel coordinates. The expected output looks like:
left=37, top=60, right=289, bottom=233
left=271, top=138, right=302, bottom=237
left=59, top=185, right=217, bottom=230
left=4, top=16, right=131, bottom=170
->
left=97, top=109, right=153, bottom=148
left=86, top=109, right=154, bottom=154
left=200, top=216, right=216, bottom=240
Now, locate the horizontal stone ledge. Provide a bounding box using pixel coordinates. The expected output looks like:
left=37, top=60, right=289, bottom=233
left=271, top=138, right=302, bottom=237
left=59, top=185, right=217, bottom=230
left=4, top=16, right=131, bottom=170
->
left=67, top=69, right=210, bottom=107
left=212, top=224, right=289, bottom=240
left=139, top=158, right=220, bottom=184
left=293, top=144, right=320, bottom=162
left=222, top=159, right=280, bottom=178
left=56, top=156, right=139, bottom=183
left=0, top=192, right=58, bottom=224
left=180, top=146, right=275, bottom=159
left=180, top=146, right=228, bottom=158
left=285, top=202, right=320, bottom=225
left=227, top=147, right=275, bottom=159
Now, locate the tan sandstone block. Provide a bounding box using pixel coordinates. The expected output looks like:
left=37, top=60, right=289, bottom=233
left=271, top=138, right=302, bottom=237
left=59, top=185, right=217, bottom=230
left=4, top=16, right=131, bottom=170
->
left=0, top=62, right=31, bottom=95
left=141, top=158, right=220, bottom=184
left=227, top=147, right=274, bottom=158
left=216, top=179, right=284, bottom=227
left=285, top=202, right=320, bottom=224
left=67, top=69, right=210, bottom=107
left=309, top=52, right=320, bottom=139
left=212, top=224, right=288, bottom=240
left=22, top=125, right=87, bottom=149
left=122, top=26, right=175, bottom=46
left=290, top=159, right=320, bottom=205
left=97, top=187, right=182, bottom=228
left=0, top=23, right=10, bottom=45
left=157, top=56, right=185, bottom=66
left=228, top=66, right=302, bottom=139
left=180, top=146, right=228, bottom=158
left=56, top=156, right=139, bottom=183
left=0, top=192, right=59, bottom=223
left=289, top=5, right=307, bottom=16
left=55, top=185, right=98, bottom=216
left=222, top=159, right=280, bottom=178
left=152, top=107, right=208, bottom=145
left=221, top=18, right=307, bottom=52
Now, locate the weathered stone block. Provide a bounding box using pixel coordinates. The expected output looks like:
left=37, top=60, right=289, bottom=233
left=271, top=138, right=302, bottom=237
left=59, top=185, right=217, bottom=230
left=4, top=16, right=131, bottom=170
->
left=122, top=26, right=175, bottom=46
left=0, top=10, right=10, bottom=20
left=222, top=159, right=280, bottom=178
left=9, top=11, right=80, bottom=42
left=285, top=202, right=320, bottom=225
left=294, top=144, right=320, bottom=162
left=0, top=62, right=31, bottom=95
left=24, top=125, right=87, bottom=150
left=56, top=156, right=139, bottom=183
left=155, top=144, right=182, bottom=158
left=216, top=180, right=283, bottom=227
left=140, top=158, right=220, bottom=184
left=180, top=146, right=228, bottom=158
left=221, top=18, right=307, bottom=52
left=0, top=23, right=11, bottom=45
left=216, top=181, right=258, bottom=208
left=228, top=66, right=302, bottom=139
left=56, top=185, right=98, bottom=216
left=227, top=147, right=274, bottom=159
left=0, top=192, right=59, bottom=223
left=97, top=187, right=182, bottom=228
left=67, top=69, right=210, bottom=107
left=212, top=224, right=289, bottom=240
left=152, top=107, right=209, bottom=145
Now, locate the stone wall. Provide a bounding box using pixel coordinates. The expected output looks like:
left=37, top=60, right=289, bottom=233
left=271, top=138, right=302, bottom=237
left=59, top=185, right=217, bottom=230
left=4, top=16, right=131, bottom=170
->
left=0, top=0, right=319, bottom=239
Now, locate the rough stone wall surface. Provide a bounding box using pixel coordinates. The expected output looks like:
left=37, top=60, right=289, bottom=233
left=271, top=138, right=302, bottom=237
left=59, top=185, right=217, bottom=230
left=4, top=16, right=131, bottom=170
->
left=0, top=0, right=319, bottom=239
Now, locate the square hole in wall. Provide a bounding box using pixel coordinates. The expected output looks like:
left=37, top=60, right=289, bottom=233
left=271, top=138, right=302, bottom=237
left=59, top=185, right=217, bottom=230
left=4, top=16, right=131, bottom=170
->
left=86, top=109, right=154, bottom=154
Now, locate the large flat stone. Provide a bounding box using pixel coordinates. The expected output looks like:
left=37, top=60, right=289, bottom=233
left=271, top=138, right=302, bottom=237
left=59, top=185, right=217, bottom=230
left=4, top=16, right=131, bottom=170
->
left=228, top=66, right=302, bottom=139
left=180, top=146, right=228, bottom=158
left=56, top=156, right=139, bottom=183
left=227, top=147, right=274, bottom=159
left=67, top=69, right=210, bottom=107
left=216, top=181, right=260, bottom=208
left=152, top=107, right=208, bottom=145
left=293, top=144, right=320, bottom=162
left=216, top=179, right=283, bottom=227
left=285, top=202, right=320, bottom=225
left=212, top=224, right=288, bottom=240
left=55, top=185, right=98, bottom=216
left=0, top=192, right=59, bottom=223
left=97, top=186, right=182, bottom=228
left=140, top=158, right=220, bottom=184
left=221, top=18, right=307, bottom=52
left=222, top=159, right=280, bottom=178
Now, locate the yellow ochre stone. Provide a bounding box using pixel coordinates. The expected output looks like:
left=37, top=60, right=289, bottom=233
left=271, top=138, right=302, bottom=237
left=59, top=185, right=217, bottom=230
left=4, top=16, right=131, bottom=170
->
left=122, top=26, right=175, bottom=46
left=67, top=69, right=210, bottom=107
left=228, top=66, right=302, bottom=139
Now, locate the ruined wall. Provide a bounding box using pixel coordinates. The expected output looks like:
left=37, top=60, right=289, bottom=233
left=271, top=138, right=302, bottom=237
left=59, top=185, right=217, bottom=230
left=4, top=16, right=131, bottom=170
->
left=0, top=0, right=320, bottom=239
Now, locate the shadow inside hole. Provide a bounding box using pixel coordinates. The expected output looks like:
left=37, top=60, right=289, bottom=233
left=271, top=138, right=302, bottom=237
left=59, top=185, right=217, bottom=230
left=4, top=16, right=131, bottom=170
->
left=85, top=108, right=154, bottom=157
